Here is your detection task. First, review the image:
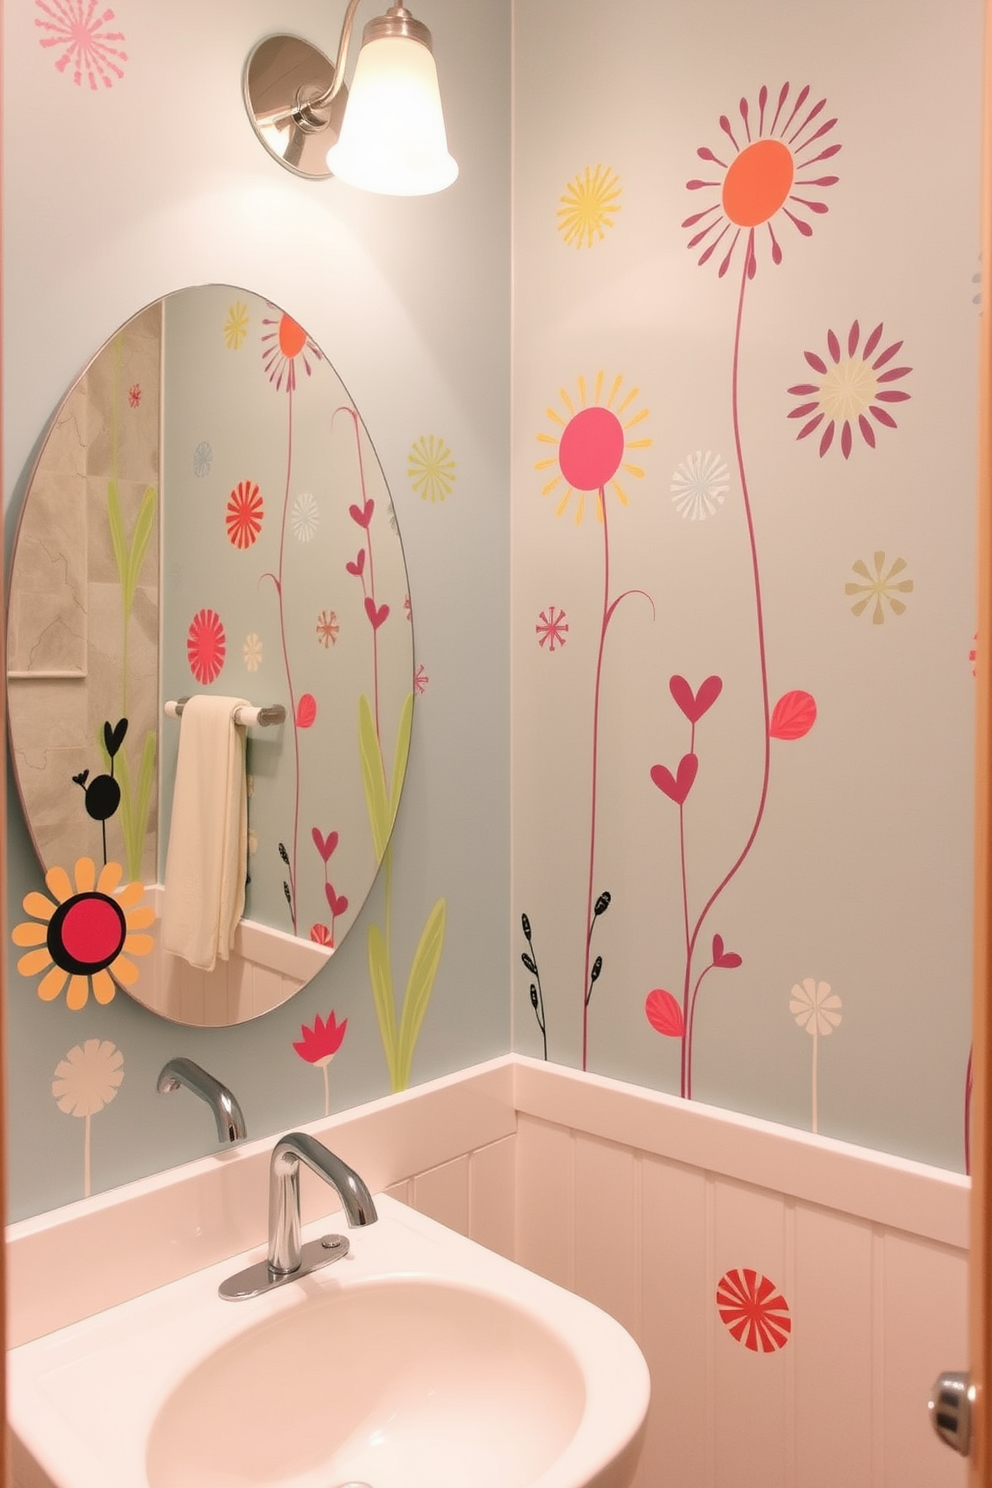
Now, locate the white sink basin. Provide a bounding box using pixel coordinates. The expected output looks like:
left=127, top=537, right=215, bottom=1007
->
left=9, top=1196, right=649, bottom=1488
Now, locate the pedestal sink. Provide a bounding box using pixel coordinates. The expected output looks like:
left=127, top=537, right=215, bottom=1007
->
left=9, top=1196, right=649, bottom=1488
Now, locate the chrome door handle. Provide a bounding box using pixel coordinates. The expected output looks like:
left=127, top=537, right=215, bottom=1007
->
left=929, top=1371, right=973, bottom=1456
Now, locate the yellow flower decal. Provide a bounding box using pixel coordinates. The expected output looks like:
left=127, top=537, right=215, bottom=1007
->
left=12, top=858, right=154, bottom=1010
left=223, top=301, right=250, bottom=350
left=557, top=165, right=621, bottom=249
left=408, top=435, right=456, bottom=503
left=535, top=372, right=650, bottom=524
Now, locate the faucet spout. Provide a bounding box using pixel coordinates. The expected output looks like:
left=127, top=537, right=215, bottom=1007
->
left=157, top=1057, right=247, bottom=1144
left=268, top=1131, right=377, bottom=1276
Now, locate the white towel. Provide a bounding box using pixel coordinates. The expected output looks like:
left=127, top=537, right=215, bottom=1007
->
left=161, top=695, right=250, bottom=972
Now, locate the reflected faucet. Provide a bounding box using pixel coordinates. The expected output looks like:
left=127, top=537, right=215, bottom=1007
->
left=157, top=1057, right=247, bottom=1144
left=220, top=1131, right=377, bottom=1301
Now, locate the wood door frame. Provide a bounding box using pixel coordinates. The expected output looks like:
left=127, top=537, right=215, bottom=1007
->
left=971, top=4, right=992, bottom=1482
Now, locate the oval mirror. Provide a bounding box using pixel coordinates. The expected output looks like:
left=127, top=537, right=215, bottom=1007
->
left=7, top=285, right=414, bottom=1026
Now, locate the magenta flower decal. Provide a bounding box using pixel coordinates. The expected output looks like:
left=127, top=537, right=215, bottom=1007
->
left=35, top=0, right=127, bottom=89
left=684, top=83, right=840, bottom=278
left=186, top=609, right=226, bottom=684
left=788, top=320, right=912, bottom=458
left=293, top=1009, right=347, bottom=1116
left=226, top=481, right=264, bottom=549
left=717, top=1268, right=792, bottom=1353
left=536, top=606, right=569, bottom=651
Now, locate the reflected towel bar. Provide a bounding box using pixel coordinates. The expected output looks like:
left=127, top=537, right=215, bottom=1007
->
left=164, top=698, right=286, bottom=728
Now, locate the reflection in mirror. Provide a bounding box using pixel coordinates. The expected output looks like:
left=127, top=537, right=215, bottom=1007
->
left=7, top=286, right=414, bottom=1026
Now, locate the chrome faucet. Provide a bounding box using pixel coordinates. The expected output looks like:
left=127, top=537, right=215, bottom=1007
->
left=220, top=1131, right=377, bottom=1301
left=157, top=1057, right=247, bottom=1144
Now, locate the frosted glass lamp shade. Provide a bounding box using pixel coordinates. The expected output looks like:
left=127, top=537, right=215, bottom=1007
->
left=326, top=35, right=458, bottom=196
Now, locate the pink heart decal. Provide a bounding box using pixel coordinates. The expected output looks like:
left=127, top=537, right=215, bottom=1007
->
left=711, top=933, right=743, bottom=970
left=365, top=597, right=390, bottom=630
left=325, top=883, right=349, bottom=918
left=670, top=674, right=723, bottom=724
left=650, top=752, right=698, bottom=805
left=349, top=499, right=375, bottom=529
left=345, top=548, right=366, bottom=577
left=311, top=828, right=339, bottom=863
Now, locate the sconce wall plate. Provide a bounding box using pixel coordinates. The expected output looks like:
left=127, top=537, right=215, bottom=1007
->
left=243, top=34, right=348, bottom=180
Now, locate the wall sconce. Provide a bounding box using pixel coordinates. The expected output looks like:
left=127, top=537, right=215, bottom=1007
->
left=243, top=2, right=458, bottom=195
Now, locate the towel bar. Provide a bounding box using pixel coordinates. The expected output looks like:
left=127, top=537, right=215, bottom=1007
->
left=164, top=698, right=286, bottom=728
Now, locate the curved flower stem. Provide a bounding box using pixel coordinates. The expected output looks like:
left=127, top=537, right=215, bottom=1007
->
left=685, top=959, right=714, bottom=1100
left=678, top=721, right=697, bottom=1095
left=582, top=491, right=655, bottom=1068
left=965, top=1045, right=974, bottom=1174
left=272, top=386, right=301, bottom=932
left=322, top=1063, right=330, bottom=1118
left=683, top=233, right=772, bottom=1097
left=811, top=1026, right=819, bottom=1133
left=336, top=407, right=382, bottom=735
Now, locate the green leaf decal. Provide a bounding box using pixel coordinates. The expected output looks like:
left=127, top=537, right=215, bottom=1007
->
left=358, top=694, right=390, bottom=862
left=395, top=898, right=446, bottom=1090
left=106, top=480, right=128, bottom=591
left=124, top=486, right=157, bottom=619
left=368, top=921, right=398, bottom=1087
left=388, top=692, right=414, bottom=839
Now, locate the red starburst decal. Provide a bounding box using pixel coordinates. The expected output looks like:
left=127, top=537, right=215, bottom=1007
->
left=226, top=481, right=264, bottom=549
left=35, top=0, right=128, bottom=88
left=536, top=606, right=569, bottom=651
left=186, top=609, right=226, bottom=685
left=716, top=1268, right=792, bottom=1352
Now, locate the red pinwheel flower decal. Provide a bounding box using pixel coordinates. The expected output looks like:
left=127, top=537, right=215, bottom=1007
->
left=186, top=609, right=226, bottom=684
left=788, top=320, right=911, bottom=458
left=226, top=481, right=264, bottom=549
left=716, top=1268, right=792, bottom=1353
left=261, top=311, right=322, bottom=393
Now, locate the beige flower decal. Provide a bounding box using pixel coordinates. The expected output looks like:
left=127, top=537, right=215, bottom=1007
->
left=790, top=978, right=842, bottom=1134
left=53, top=1039, right=124, bottom=1197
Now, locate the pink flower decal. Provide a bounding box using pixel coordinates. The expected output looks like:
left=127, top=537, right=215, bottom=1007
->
left=186, top=609, right=226, bottom=684
left=226, top=481, right=264, bottom=549
left=295, top=694, right=317, bottom=729
left=310, top=923, right=333, bottom=948
left=650, top=753, right=699, bottom=806
left=293, top=1010, right=347, bottom=1066
left=537, top=606, right=569, bottom=652
left=770, top=690, right=817, bottom=740
left=788, top=320, right=911, bottom=458
left=645, top=988, right=684, bottom=1037
left=717, top=1268, right=792, bottom=1352
left=670, top=674, right=723, bottom=723
left=414, top=663, right=429, bottom=694
left=128, top=384, right=141, bottom=408
left=684, top=83, right=840, bottom=278
left=311, top=828, right=339, bottom=863
left=35, top=0, right=128, bottom=89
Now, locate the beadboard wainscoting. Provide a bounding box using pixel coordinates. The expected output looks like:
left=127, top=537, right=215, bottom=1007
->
left=8, top=1056, right=969, bottom=1488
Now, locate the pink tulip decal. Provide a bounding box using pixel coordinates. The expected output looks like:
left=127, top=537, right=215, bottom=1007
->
left=311, top=828, right=339, bottom=862
left=770, top=690, right=817, bottom=740
left=650, top=753, right=699, bottom=806
left=293, top=1009, right=348, bottom=1116
left=295, top=694, right=317, bottom=729
left=670, top=673, right=723, bottom=723
left=645, top=988, right=684, bottom=1037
